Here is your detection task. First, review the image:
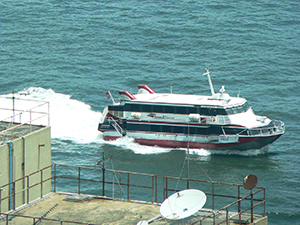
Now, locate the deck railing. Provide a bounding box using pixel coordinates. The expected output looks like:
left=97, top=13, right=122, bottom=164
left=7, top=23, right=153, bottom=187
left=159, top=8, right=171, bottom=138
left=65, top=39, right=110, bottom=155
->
left=107, top=117, right=125, bottom=136
left=238, top=119, right=285, bottom=137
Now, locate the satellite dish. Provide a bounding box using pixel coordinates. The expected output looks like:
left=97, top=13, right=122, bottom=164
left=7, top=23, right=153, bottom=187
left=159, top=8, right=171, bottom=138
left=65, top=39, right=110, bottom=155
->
left=243, top=174, right=258, bottom=190
left=160, top=189, right=206, bottom=220
left=136, top=220, right=148, bottom=225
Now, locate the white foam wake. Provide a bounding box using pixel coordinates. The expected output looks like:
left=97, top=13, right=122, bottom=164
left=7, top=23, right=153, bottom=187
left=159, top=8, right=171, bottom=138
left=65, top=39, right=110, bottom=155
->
left=0, top=87, right=102, bottom=144
left=107, top=136, right=174, bottom=154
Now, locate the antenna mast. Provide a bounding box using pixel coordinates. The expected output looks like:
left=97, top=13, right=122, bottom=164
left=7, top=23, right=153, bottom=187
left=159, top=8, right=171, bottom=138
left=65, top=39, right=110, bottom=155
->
left=203, top=66, right=215, bottom=95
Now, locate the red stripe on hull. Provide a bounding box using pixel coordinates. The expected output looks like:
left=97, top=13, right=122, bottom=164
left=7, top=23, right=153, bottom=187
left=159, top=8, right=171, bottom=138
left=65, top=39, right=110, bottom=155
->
left=102, top=133, right=282, bottom=150
left=135, top=139, right=216, bottom=149
left=103, top=136, right=120, bottom=141
left=134, top=135, right=280, bottom=150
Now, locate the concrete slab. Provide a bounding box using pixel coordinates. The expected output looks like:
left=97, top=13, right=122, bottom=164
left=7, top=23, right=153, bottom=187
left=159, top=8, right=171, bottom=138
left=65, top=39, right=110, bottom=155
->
left=1, top=193, right=163, bottom=225
left=0, top=192, right=267, bottom=225
left=0, top=121, right=45, bottom=143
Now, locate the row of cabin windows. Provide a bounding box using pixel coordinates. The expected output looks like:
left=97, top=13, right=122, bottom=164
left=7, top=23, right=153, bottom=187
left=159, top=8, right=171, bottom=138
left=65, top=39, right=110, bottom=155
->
left=109, top=104, right=226, bottom=116
left=127, top=123, right=244, bottom=135
left=127, top=123, right=223, bottom=135
left=109, top=102, right=249, bottom=116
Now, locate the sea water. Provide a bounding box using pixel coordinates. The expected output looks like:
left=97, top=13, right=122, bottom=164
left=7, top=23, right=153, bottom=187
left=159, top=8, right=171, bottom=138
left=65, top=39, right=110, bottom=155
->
left=1, top=1, right=299, bottom=224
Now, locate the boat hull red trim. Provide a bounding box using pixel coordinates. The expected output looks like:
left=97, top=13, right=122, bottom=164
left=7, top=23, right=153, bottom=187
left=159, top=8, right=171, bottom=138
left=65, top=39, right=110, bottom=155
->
left=103, top=136, right=120, bottom=141
left=101, top=133, right=282, bottom=151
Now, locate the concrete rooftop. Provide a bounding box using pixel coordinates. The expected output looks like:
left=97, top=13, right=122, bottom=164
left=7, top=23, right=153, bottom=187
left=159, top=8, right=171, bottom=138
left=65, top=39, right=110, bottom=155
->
left=1, top=192, right=267, bottom=225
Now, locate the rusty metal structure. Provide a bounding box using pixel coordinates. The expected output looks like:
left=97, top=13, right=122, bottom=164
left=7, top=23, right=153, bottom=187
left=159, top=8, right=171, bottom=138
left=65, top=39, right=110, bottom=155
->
left=0, top=163, right=266, bottom=225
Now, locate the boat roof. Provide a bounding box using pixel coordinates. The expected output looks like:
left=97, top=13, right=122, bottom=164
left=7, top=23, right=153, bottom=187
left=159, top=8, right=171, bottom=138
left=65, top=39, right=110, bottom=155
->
left=121, top=92, right=246, bottom=108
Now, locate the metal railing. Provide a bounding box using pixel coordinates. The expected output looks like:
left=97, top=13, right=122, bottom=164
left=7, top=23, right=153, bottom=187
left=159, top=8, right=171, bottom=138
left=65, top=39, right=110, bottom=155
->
left=0, top=212, right=96, bottom=225
left=52, top=164, right=158, bottom=203
left=216, top=115, right=231, bottom=125
left=0, top=165, right=52, bottom=213
left=0, top=96, right=50, bottom=143
left=238, top=119, right=285, bottom=137
left=0, top=164, right=266, bottom=225
left=107, top=117, right=125, bottom=136
left=0, top=164, right=157, bottom=224
left=163, top=176, right=266, bottom=225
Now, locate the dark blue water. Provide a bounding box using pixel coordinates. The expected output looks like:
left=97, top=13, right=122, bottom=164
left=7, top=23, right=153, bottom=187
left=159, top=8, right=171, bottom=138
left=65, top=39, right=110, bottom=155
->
left=1, top=1, right=300, bottom=224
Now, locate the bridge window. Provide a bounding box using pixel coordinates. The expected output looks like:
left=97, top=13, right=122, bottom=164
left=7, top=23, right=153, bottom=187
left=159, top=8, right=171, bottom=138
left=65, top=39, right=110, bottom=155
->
left=226, top=102, right=250, bottom=115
